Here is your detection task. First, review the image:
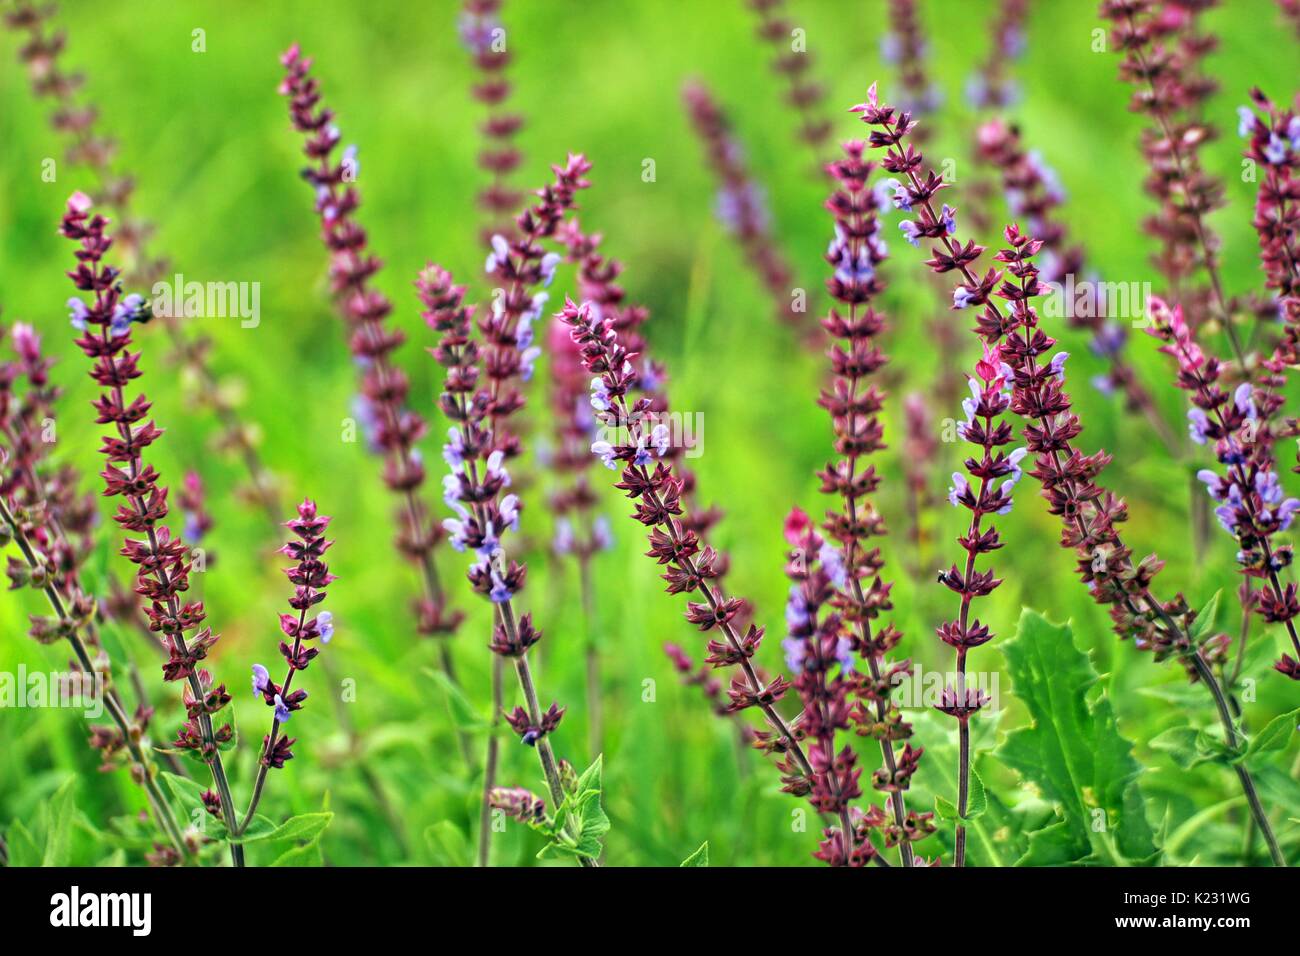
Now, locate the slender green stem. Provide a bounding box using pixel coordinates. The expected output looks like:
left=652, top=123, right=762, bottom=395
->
left=1190, top=653, right=1285, bottom=867
left=0, top=497, right=191, bottom=862
left=476, top=654, right=503, bottom=867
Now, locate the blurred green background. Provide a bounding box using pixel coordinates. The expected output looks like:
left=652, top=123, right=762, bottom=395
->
left=0, top=0, right=1297, bottom=866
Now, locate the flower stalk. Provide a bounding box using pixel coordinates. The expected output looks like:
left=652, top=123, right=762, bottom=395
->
left=279, top=44, right=472, bottom=766
left=855, top=83, right=1285, bottom=866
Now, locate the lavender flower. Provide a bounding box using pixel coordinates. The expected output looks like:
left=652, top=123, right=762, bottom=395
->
left=743, top=0, right=832, bottom=160
left=966, top=0, right=1030, bottom=109
left=1146, top=298, right=1300, bottom=681
left=560, top=296, right=820, bottom=845
left=460, top=1, right=524, bottom=245
left=59, top=193, right=242, bottom=864
left=420, top=200, right=599, bottom=866
left=855, top=84, right=1286, bottom=865
left=7, top=1, right=279, bottom=522
left=974, top=117, right=1177, bottom=450
left=280, top=45, right=469, bottom=731
left=0, top=322, right=191, bottom=862
left=683, top=81, right=808, bottom=337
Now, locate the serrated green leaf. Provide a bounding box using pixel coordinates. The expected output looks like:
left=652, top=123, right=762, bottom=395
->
left=935, top=795, right=959, bottom=821
left=1017, top=819, right=1091, bottom=866
left=965, top=767, right=988, bottom=820
left=997, top=610, right=1155, bottom=865
left=1244, top=708, right=1299, bottom=763
left=680, top=841, right=709, bottom=866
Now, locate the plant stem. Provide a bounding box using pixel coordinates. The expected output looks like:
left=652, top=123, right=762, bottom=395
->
left=1189, top=652, right=1285, bottom=866
left=894, top=145, right=1282, bottom=866
left=501, top=603, right=598, bottom=869
left=476, top=654, right=503, bottom=867
left=579, top=555, right=603, bottom=758
left=0, top=497, right=191, bottom=862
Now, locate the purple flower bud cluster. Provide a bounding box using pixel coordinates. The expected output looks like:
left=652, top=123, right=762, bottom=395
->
left=459, top=0, right=524, bottom=243
left=6, top=2, right=280, bottom=521
left=682, top=81, right=806, bottom=337
left=249, top=499, right=337, bottom=770
left=280, top=44, right=465, bottom=644
left=781, top=509, right=875, bottom=866
left=1146, top=298, right=1300, bottom=679
left=809, top=141, right=933, bottom=865
left=965, top=0, right=1029, bottom=110
left=488, top=786, right=546, bottom=823
left=420, top=266, right=530, bottom=616
left=558, top=297, right=815, bottom=799
left=854, top=87, right=1197, bottom=669
left=935, top=339, right=1026, bottom=864
left=1240, top=91, right=1300, bottom=348
left=421, top=182, right=595, bottom=865
left=1100, top=0, right=1229, bottom=334
left=477, top=153, right=591, bottom=468
left=546, top=314, right=613, bottom=561
left=974, top=118, right=1175, bottom=446
left=882, top=0, right=942, bottom=125
left=554, top=218, right=724, bottom=549
left=59, top=192, right=245, bottom=852
left=744, top=0, right=832, bottom=156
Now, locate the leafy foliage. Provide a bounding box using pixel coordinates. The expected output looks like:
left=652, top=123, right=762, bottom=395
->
left=996, top=611, right=1157, bottom=865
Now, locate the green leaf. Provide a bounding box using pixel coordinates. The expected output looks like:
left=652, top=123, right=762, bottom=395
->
left=424, top=820, right=471, bottom=867
left=934, top=770, right=986, bottom=822
left=1017, top=820, right=1091, bottom=866
left=1150, top=726, right=1205, bottom=769
left=1244, top=708, right=1299, bottom=763
left=934, top=795, right=959, bottom=821
left=680, top=841, right=709, bottom=866
left=1188, top=590, right=1222, bottom=642
left=5, top=819, right=42, bottom=867
left=250, top=812, right=333, bottom=846
left=996, top=610, right=1156, bottom=865
left=217, top=705, right=238, bottom=753
left=160, top=771, right=210, bottom=818
left=540, top=755, right=609, bottom=862
left=1151, top=726, right=1239, bottom=769
left=270, top=838, right=326, bottom=866
left=965, top=767, right=988, bottom=820
left=41, top=777, right=77, bottom=867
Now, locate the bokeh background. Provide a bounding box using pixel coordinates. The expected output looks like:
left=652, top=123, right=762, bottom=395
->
left=0, top=0, right=1297, bottom=866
